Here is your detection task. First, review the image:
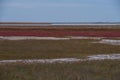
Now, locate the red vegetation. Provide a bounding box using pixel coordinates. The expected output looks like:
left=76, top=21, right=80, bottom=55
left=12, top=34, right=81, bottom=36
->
left=0, top=28, right=120, bottom=37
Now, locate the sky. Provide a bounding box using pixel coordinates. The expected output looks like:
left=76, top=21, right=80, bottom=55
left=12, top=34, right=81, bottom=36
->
left=0, top=0, right=120, bottom=22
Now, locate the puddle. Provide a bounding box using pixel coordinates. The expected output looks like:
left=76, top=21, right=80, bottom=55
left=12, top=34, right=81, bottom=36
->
left=0, top=54, right=120, bottom=64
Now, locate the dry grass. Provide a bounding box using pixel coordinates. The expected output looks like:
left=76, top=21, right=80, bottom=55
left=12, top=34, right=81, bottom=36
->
left=0, top=24, right=120, bottom=28
left=0, top=60, right=120, bottom=80
left=0, top=39, right=119, bottom=60
left=0, top=25, right=120, bottom=80
left=0, top=25, right=120, bottom=30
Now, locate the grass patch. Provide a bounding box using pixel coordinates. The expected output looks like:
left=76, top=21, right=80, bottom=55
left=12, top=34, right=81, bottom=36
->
left=0, top=39, right=120, bottom=60
left=0, top=60, right=120, bottom=80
